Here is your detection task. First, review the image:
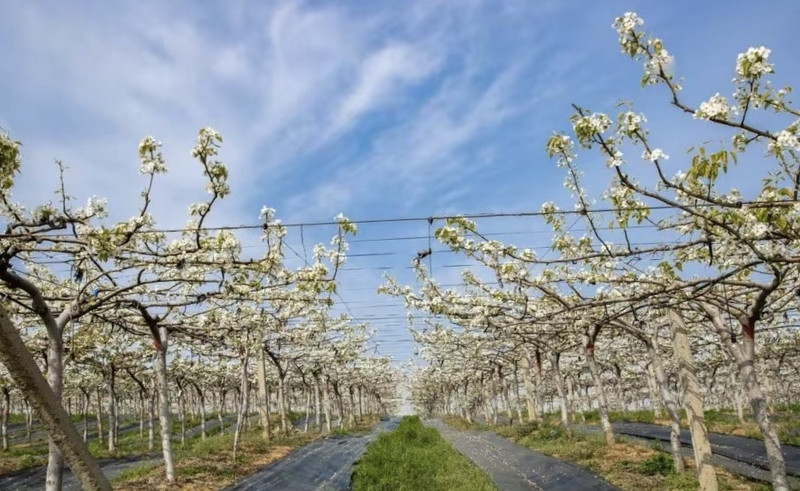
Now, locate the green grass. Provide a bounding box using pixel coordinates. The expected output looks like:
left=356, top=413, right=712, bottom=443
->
left=352, top=416, right=496, bottom=491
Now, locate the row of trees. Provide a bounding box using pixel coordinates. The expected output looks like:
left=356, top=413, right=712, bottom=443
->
left=387, top=12, right=800, bottom=491
left=0, top=128, right=399, bottom=490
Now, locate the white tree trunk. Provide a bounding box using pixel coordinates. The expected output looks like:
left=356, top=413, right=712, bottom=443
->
left=278, top=375, right=288, bottom=435
left=256, top=348, right=270, bottom=439
left=154, top=327, right=175, bottom=483
left=520, top=351, right=537, bottom=422
left=1, top=387, right=9, bottom=451
left=669, top=310, right=716, bottom=491
left=0, top=305, right=111, bottom=491
left=45, top=335, right=65, bottom=491
left=582, top=333, right=615, bottom=445
left=106, top=368, right=116, bottom=453
left=548, top=352, right=572, bottom=431
left=646, top=341, right=685, bottom=473
left=322, top=379, right=332, bottom=433
left=702, top=305, right=788, bottom=490
left=232, top=345, right=250, bottom=461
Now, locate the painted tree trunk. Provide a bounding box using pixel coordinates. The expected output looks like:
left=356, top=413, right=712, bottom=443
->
left=739, top=347, right=788, bottom=490
left=647, top=341, right=685, bottom=473
left=154, top=326, right=175, bottom=483
left=728, top=372, right=746, bottom=424
left=1, top=387, right=9, bottom=451
left=548, top=352, right=572, bottom=432
left=334, top=384, right=344, bottom=427
left=96, top=389, right=104, bottom=445
left=138, top=389, right=145, bottom=438
left=232, top=345, right=250, bottom=461
left=348, top=386, right=356, bottom=428
left=82, top=391, right=90, bottom=442
left=520, top=352, right=537, bottom=422
left=278, top=375, right=288, bottom=435
left=702, top=305, right=789, bottom=490
left=303, top=389, right=311, bottom=433
left=106, top=368, right=117, bottom=453
left=358, top=386, right=363, bottom=420
left=25, top=399, right=32, bottom=443
left=668, top=311, right=716, bottom=491
left=582, top=335, right=615, bottom=445
left=218, top=391, right=226, bottom=435
left=148, top=387, right=155, bottom=452
left=645, top=363, right=663, bottom=419
left=45, top=334, right=65, bottom=491
left=313, top=375, right=322, bottom=432
left=0, top=304, right=111, bottom=491
left=196, top=386, right=206, bottom=439
left=323, top=379, right=332, bottom=433
left=256, top=348, right=270, bottom=439
left=178, top=387, right=186, bottom=445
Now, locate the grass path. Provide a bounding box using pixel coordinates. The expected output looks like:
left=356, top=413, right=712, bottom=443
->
left=352, top=416, right=496, bottom=491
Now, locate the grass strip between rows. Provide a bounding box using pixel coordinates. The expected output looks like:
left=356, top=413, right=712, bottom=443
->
left=352, top=415, right=496, bottom=491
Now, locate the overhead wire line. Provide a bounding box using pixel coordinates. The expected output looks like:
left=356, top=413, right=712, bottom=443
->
left=4, top=198, right=797, bottom=239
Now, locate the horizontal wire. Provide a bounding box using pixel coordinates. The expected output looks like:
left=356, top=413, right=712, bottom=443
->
left=3, top=199, right=795, bottom=238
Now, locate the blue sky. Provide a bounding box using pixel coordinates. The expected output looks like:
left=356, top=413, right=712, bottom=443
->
left=1, top=0, right=798, bottom=364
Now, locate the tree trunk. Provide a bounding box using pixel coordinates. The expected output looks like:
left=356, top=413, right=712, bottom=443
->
left=304, top=389, right=311, bottom=433
left=348, top=386, right=356, bottom=428
left=0, top=304, right=111, bottom=490
left=25, top=398, right=33, bottom=443
left=322, top=379, right=332, bottom=433
left=728, top=372, right=746, bottom=424
left=194, top=384, right=206, bottom=440
left=45, top=334, right=65, bottom=491
left=2, top=387, right=11, bottom=451
left=334, top=383, right=344, bottom=428
left=81, top=390, right=89, bottom=443
left=358, top=386, right=363, bottom=420
left=701, top=303, right=787, bottom=489
left=96, top=389, right=104, bottom=446
left=178, top=386, right=186, bottom=445
left=278, top=375, right=288, bottom=435
left=1, top=387, right=9, bottom=451
left=106, top=367, right=116, bottom=453
left=154, top=326, right=175, bottom=483
left=548, top=352, right=572, bottom=433
left=582, top=334, right=615, bottom=445
left=738, top=337, right=788, bottom=490
left=668, top=310, right=717, bottom=491
left=646, top=340, right=685, bottom=473
left=520, top=351, right=537, bottom=422
left=232, top=345, right=250, bottom=461
left=256, top=348, right=270, bottom=439
left=645, top=363, right=663, bottom=419
left=148, top=385, right=155, bottom=452
left=218, top=390, right=226, bottom=435
left=313, top=374, right=322, bottom=433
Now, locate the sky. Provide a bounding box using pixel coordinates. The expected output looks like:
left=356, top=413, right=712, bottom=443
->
left=1, top=0, right=799, bottom=366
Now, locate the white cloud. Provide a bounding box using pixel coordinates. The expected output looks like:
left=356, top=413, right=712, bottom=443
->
left=327, top=43, right=440, bottom=138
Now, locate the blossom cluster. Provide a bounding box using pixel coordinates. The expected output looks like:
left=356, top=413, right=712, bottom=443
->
left=768, top=121, right=800, bottom=156
left=694, top=93, right=734, bottom=121
left=138, top=136, right=167, bottom=174
left=735, top=46, right=774, bottom=80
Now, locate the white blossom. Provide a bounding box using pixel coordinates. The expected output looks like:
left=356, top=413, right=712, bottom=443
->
left=191, top=127, right=223, bottom=158
left=694, top=93, right=733, bottom=120
left=138, top=136, right=167, bottom=174
left=735, top=46, right=773, bottom=79
left=642, top=148, right=669, bottom=162
left=768, top=123, right=800, bottom=155
left=605, top=148, right=624, bottom=168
